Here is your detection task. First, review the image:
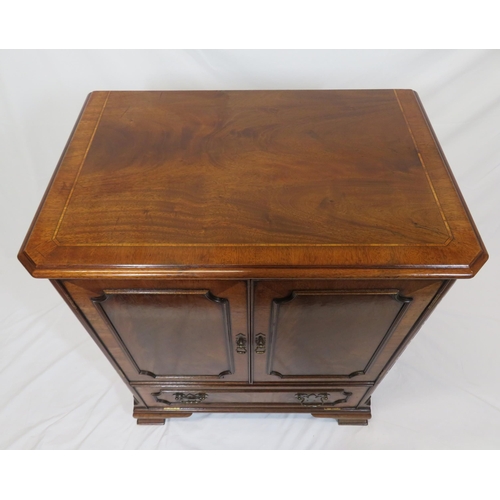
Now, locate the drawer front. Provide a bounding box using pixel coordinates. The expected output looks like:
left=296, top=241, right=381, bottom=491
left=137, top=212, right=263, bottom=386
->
left=135, top=386, right=370, bottom=410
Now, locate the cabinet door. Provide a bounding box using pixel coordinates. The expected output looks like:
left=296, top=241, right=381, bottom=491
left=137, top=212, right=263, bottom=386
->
left=62, top=280, right=249, bottom=383
left=252, top=280, right=443, bottom=383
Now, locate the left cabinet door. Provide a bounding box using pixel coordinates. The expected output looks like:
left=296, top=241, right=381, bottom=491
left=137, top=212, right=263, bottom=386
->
left=59, top=280, right=249, bottom=383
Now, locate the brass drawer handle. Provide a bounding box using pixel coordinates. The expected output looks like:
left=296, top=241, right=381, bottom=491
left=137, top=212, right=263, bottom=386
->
left=174, top=392, right=208, bottom=404
left=295, top=393, right=330, bottom=406
left=255, top=333, right=266, bottom=354
left=236, top=333, right=247, bottom=354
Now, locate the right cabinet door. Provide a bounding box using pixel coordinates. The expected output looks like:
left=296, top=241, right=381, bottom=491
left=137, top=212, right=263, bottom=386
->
left=252, top=280, right=444, bottom=383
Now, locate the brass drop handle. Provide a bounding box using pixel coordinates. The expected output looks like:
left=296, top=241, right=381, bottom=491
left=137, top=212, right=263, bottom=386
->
left=255, top=333, right=266, bottom=354
left=174, top=392, right=207, bottom=404
left=236, top=333, right=247, bottom=354
left=295, top=393, right=330, bottom=406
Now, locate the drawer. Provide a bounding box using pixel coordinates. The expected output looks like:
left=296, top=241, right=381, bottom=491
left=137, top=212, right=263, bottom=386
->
left=134, top=385, right=370, bottom=410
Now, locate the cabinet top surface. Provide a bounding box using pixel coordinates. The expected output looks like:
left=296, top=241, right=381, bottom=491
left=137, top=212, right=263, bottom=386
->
left=20, top=90, right=487, bottom=279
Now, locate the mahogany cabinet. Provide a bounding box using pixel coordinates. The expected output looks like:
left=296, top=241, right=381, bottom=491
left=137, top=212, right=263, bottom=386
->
left=19, top=90, right=487, bottom=425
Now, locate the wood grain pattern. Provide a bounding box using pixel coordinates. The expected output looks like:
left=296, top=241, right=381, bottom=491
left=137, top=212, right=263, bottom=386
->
left=264, top=289, right=411, bottom=379
left=54, top=91, right=449, bottom=246
left=252, top=280, right=442, bottom=384
left=19, top=90, right=487, bottom=425
left=19, top=90, right=487, bottom=279
left=63, top=279, right=249, bottom=383
left=92, top=289, right=235, bottom=379
left=139, top=386, right=363, bottom=407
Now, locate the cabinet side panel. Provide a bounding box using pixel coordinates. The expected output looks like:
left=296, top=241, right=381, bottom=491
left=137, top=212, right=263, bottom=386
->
left=50, top=280, right=146, bottom=407
left=357, top=279, right=455, bottom=407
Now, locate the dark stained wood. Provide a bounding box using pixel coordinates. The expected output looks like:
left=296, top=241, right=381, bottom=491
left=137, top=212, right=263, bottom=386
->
left=19, top=90, right=487, bottom=279
left=63, top=280, right=249, bottom=383
left=253, top=280, right=442, bottom=383
left=133, top=385, right=368, bottom=408
left=55, top=91, right=448, bottom=247
left=336, top=419, right=369, bottom=426
left=133, top=408, right=371, bottom=421
left=357, top=279, right=456, bottom=407
left=136, top=415, right=192, bottom=425
left=19, top=90, right=488, bottom=425
left=263, top=289, right=409, bottom=379
left=50, top=279, right=147, bottom=407
left=93, top=289, right=234, bottom=379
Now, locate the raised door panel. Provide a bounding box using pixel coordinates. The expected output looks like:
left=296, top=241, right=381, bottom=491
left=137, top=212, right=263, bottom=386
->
left=266, top=290, right=410, bottom=378
left=252, top=280, right=443, bottom=383
left=62, top=279, right=249, bottom=383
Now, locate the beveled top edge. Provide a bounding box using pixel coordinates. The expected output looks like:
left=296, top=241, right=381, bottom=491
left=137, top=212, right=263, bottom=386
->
left=18, top=89, right=488, bottom=279
left=19, top=254, right=488, bottom=280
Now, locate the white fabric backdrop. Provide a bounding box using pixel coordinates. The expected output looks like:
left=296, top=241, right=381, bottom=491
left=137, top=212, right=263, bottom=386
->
left=1, top=50, right=498, bottom=449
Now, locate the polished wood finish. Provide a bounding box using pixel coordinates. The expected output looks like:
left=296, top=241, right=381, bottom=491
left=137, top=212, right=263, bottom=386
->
left=62, top=280, right=249, bottom=383
left=19, top=90, right=487, bottom=279
left=19, top=90, right=487, bottom=426
left=94, top=290, right=234, bottom=379
left=252, top=280, right=442, bottom=383
left=134, top=385, right=369, bottom=407
left=136, top=415, right=191, bottom=426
